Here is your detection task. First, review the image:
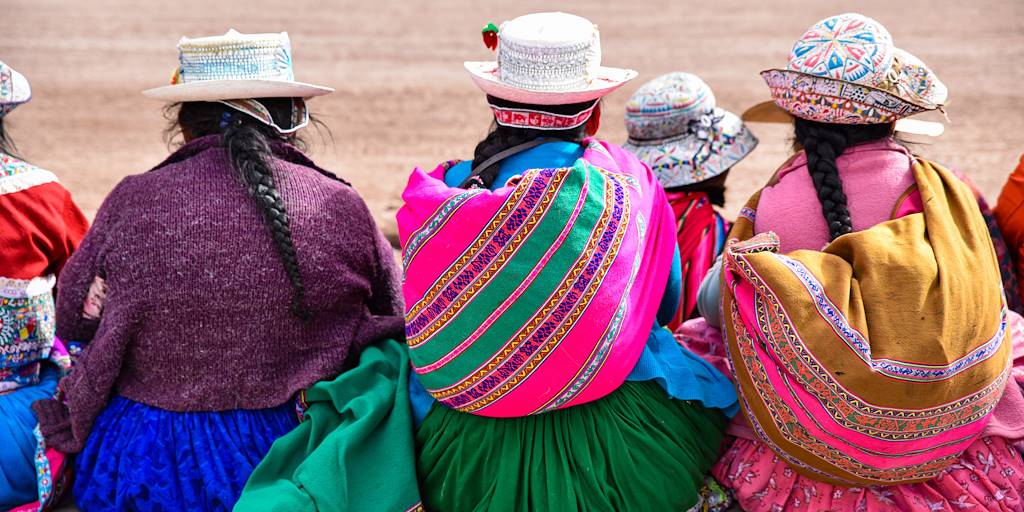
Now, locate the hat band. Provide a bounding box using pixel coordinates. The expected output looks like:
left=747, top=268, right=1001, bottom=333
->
left=489, top=102, right=596, bottom=131
left=217, top=98, right=309, bottom=134
left=626, top=108, right=724, bottom=145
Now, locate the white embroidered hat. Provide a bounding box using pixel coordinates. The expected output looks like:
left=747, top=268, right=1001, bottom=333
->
left=465, top=12, right=637, bottom=105
left=143, top=30, right=333, bottom=102
left=0, top=61, right=31, bottom=116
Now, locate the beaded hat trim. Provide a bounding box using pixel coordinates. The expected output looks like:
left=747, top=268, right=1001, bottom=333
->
left=490, top=101, right=597, bottom=130
left=762, top=13, right=946, bottom=125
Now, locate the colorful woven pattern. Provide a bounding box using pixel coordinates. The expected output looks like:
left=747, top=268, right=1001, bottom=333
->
left=763, top=13, right=947, bottom=125
left=665, top=191, right=728, bottom=329
left=0, top=154, right=58, bottom=195
left=720, top=159, right=1010, bottom=485
left=0, top=277, right=56, bottom=392
left=397, top=139, right=676, bottom=417
left=623, top=73, right=756, bottom=187
left=789, top=14, right=893, bottom=85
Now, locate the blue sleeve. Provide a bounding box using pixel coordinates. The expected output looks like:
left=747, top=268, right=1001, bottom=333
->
left=444, top=161, right=473, bottom=188
left=656, top=244, right=682, bottom=326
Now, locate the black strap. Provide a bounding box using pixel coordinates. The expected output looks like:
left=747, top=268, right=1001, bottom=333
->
left=458, top=138, right=552, bottom=188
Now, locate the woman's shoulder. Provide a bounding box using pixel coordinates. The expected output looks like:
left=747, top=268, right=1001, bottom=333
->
left=0, top=153, right=61, bottom=196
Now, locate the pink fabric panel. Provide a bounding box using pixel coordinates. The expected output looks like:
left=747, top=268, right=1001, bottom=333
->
left=755, top=139, right=915, bottom=253
left=714, top=436, right=1024, bottom=512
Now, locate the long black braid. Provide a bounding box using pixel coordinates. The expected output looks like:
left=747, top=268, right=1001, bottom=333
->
left=468, top=95, right=596, bottom=189
left=169, top=99, right=326, bottom=320
left=793, top=118, right=894, bottom=241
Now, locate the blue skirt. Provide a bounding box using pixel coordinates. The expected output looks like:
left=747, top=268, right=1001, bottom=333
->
left=0, top=366, right=59, bottom=510
left=74, top=396, right=299, bottom=512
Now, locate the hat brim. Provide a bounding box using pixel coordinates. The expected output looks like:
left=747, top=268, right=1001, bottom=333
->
left=0, top=67, right=32, bottom=115
left=142, top=80, right=334, bottom=102
left=623, top=111, right=759, bottom=188
left=760, top=68, right=944, bottom=127
left=465, top=61, right=637, bottom=105
left=741, top=100, right=944, bottom=137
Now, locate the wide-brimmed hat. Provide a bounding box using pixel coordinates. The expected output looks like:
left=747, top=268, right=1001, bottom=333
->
left=623, top=73, right=757, bottom=188
left=745, top=13, right=947, bottom=135
left=143, top=30, right=333, bottom=102
left=0, top=61, right=31, bottom=116
left=464, top=12, right=637, bottom=106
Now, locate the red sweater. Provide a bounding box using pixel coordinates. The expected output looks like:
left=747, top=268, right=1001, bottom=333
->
left=0, top=154, right=88, bottom=391
left=1, top=177, right=88, bottom=280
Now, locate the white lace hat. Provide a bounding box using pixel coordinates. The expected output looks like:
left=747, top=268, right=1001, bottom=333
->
left=143, top=30, right=333, bottom=102
left=464, top=12, right=637, bottom=105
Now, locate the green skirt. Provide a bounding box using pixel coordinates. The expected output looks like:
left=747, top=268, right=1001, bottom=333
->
left=416, top=380, right=727, bottom=512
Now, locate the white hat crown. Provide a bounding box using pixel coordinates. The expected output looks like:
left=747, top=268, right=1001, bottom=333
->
left=176, top=29, right=294, bottom=84
left=496, top=12, right=601, bottom=93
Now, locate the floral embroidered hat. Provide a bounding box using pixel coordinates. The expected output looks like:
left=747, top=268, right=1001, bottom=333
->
left=0, top=61, right=31, bottom=117
left=623, top=72, right=757, bottom=188
left=746, top=13, right=947, bottom=135
left=465, top=12, right=637, bottom=107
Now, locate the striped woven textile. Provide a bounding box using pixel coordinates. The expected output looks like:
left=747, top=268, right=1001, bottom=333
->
left=397, top=139, right=676, bottom=418
left=720, top=158, right=1010, bottom=485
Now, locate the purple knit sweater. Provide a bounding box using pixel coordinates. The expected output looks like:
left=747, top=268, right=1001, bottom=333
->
left=32, top=135, right=404, bottom=453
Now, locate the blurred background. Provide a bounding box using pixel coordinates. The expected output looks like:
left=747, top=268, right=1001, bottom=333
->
left=4, top=0, right=1023, bottom=233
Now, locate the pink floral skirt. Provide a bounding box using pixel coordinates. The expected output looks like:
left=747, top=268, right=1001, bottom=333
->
left=712, top=436, right=1024, bottom=512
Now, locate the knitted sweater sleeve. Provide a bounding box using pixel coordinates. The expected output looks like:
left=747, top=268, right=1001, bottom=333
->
left=369, top=224, right=403, bottom=318
left=344, top=190, right=404, bottom=353
left=53, top=179, right=124, bottom=342
left=33, top=179, right=130, bottom=454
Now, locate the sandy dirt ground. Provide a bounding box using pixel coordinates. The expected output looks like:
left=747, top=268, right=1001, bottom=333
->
left=4, top=0, right=1023, bottom=235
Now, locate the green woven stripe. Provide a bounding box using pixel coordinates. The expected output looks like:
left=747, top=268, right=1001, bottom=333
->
left=411, top=164, right=609, bottom=390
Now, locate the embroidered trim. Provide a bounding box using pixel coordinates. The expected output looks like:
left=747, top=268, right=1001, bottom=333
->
left=0, top=276, right=56, bottom=299
left=0, top=165, right=58, bottom=195
left=778, top=255, right=1007, bottom=382
left=442, top=165, right=630, bottom=413
left=489, top=102, right=597, bottom=130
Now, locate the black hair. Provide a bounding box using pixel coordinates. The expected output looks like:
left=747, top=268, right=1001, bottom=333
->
left=166, top=98, right=326, bottom=320
left=0, top=117, right=18, bottom=157
left=467, top=95, right=596, bottom=189
left=792, top=117, right=894, bottom=241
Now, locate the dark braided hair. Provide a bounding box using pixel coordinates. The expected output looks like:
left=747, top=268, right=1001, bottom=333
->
left=468, top=95, right=596, bottom=189
left=793, top=118, right=894, bottom=241
left=167, top=98, right=329, bottom=321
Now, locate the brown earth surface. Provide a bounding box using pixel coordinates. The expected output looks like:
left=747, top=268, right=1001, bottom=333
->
left=4, top=0, right=1024, bottom=234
